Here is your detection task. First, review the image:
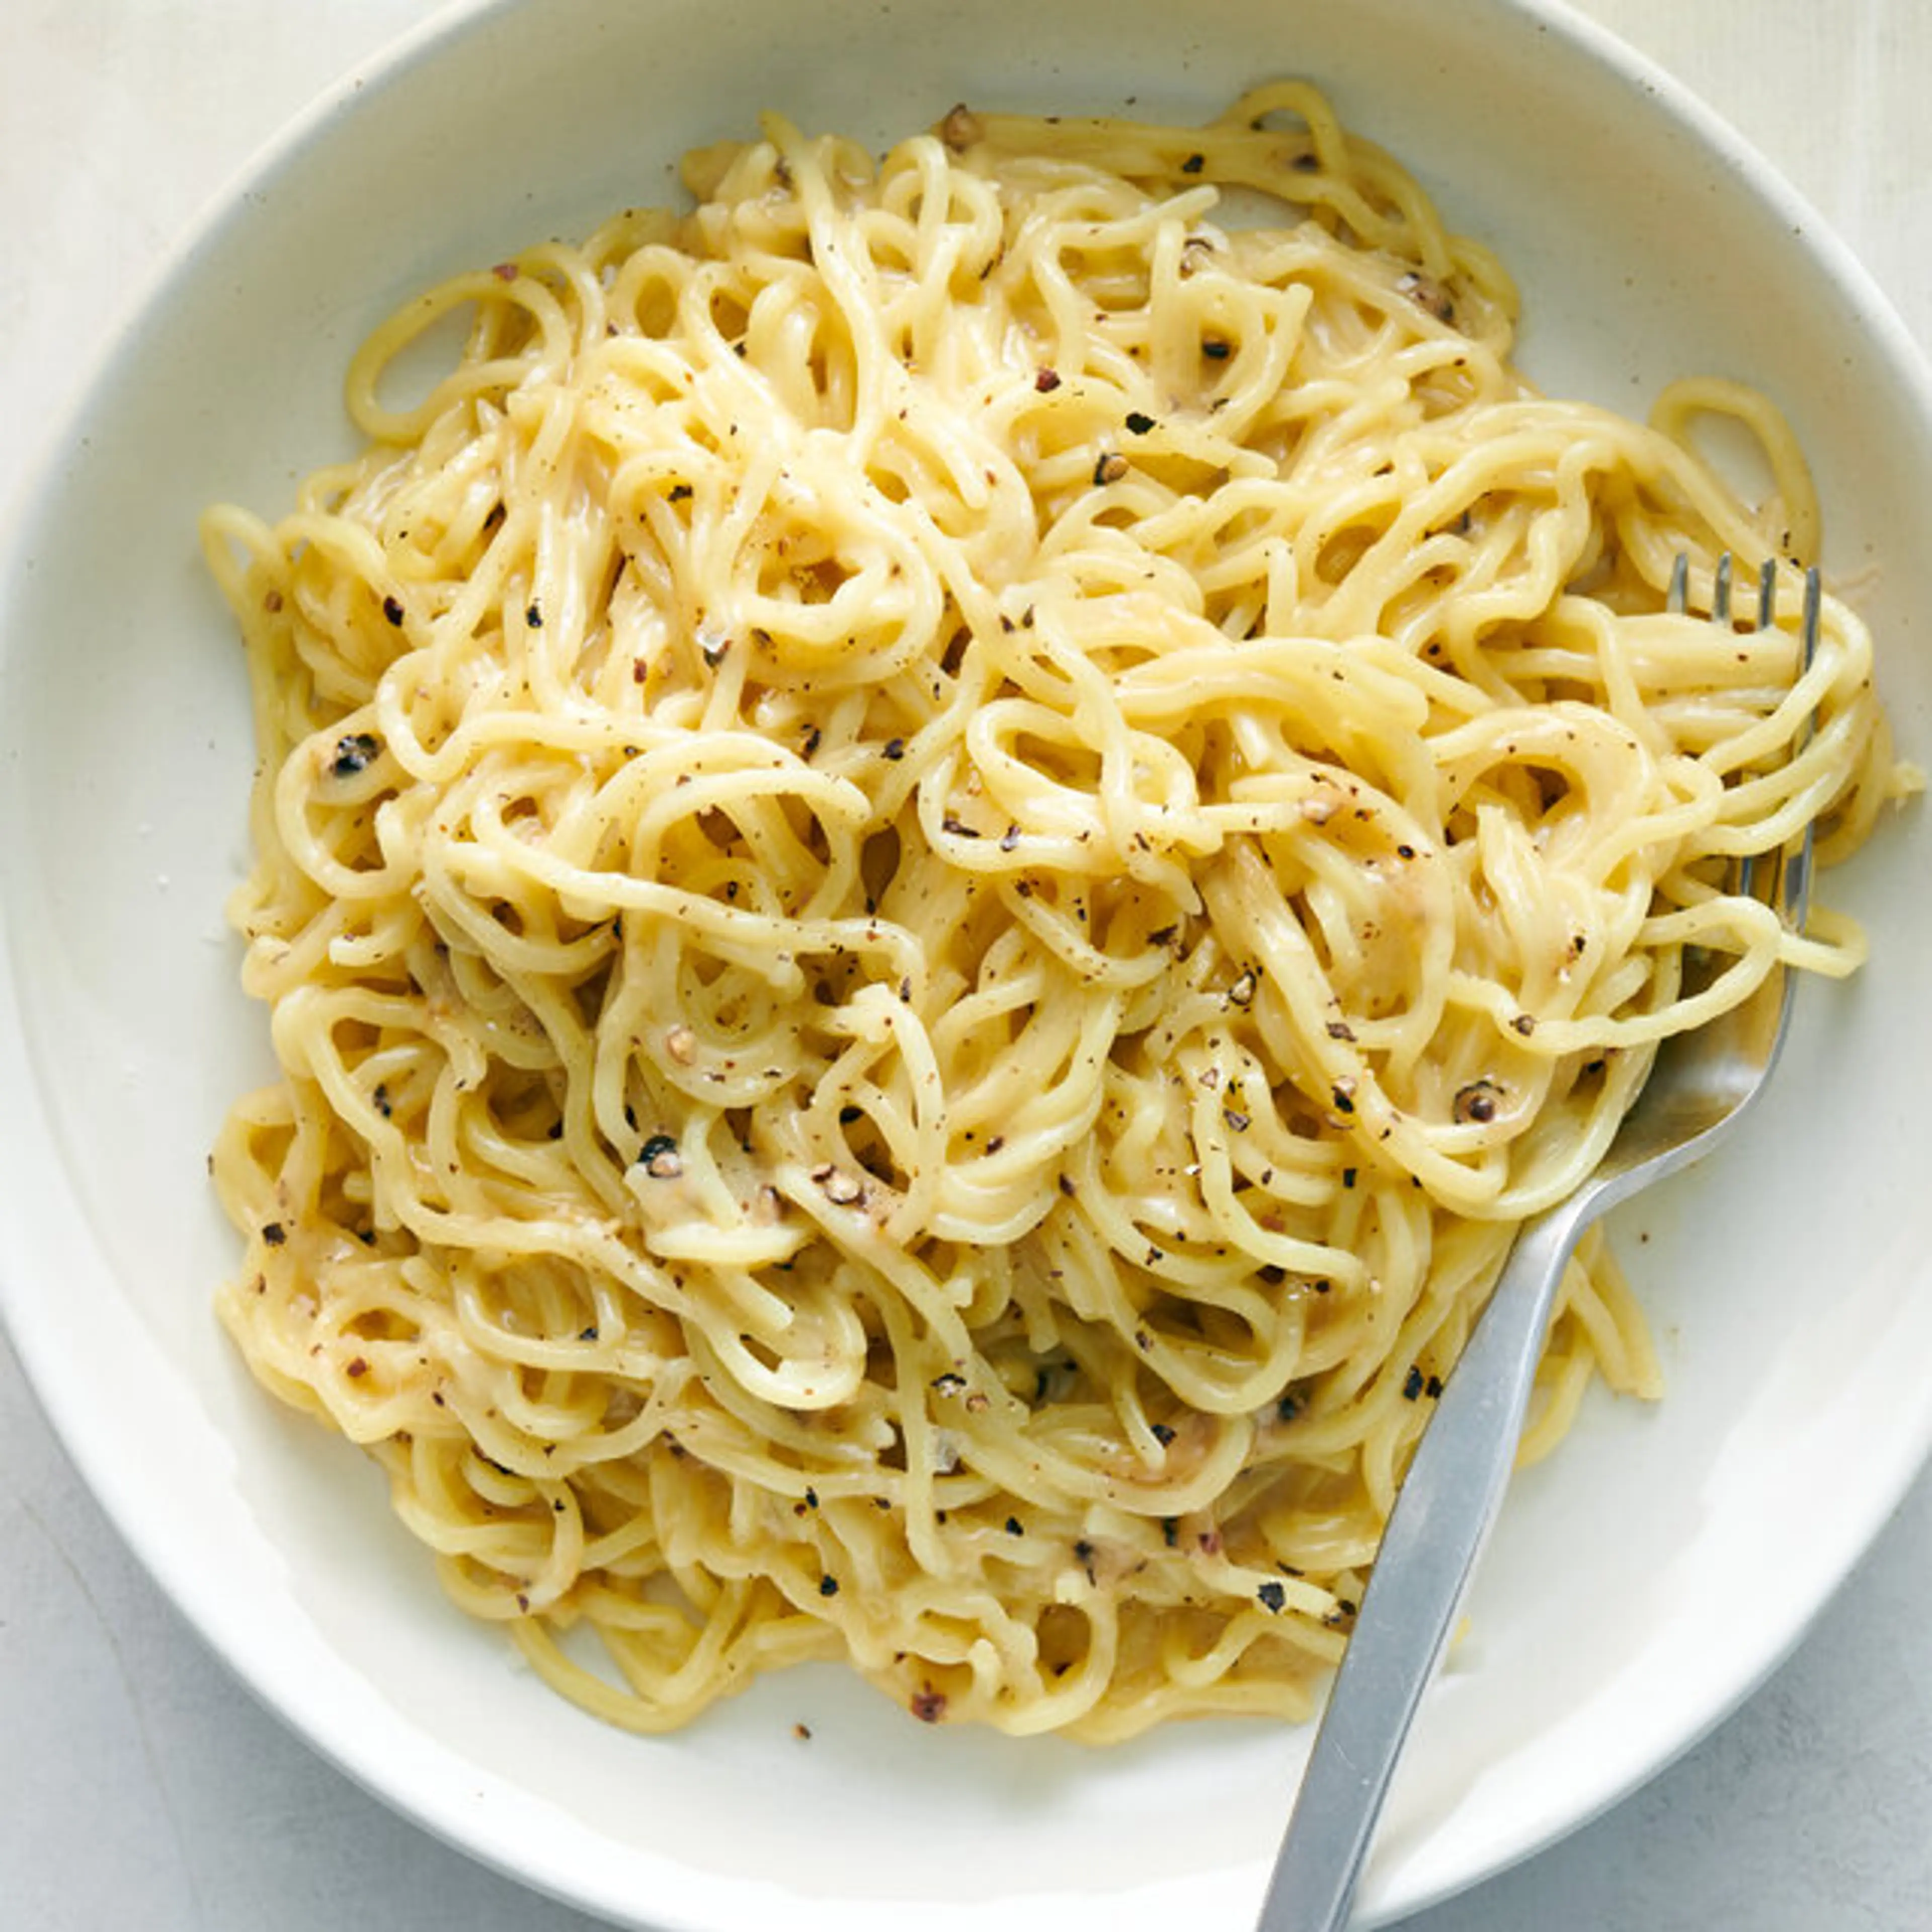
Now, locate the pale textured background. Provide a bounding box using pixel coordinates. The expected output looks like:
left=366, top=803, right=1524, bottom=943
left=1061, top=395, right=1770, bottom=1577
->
left=2, top=4, right=1927, bottom=1927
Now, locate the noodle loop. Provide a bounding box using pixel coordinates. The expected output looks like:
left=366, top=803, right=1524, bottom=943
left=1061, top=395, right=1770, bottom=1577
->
left=204, top=89, right=1908, bottom=1739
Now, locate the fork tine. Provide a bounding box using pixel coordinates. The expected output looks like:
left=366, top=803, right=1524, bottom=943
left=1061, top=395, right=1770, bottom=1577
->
left=1800, top=564, right=1822, bottom=677
left=1736, top=552, right=1766, bottom=901
left=1781, top=564, right=1822, bottom=933
left=1679, top=552, right=1817, bottom=928
left=1733, top=557, right=1820, bottom=928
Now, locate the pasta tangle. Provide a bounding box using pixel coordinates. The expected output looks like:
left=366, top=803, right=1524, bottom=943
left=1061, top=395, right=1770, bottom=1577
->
left=203, top=85, right=1907, bottom=1740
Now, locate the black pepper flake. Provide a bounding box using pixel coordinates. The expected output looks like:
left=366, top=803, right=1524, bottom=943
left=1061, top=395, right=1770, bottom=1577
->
left=940, top=102, right=983, bottom=150
left=1326, top=1019, right=1356, bottom=1042
left=1162, top=1517, right=1179, bottom=1548
left=910, top=1686, right=947, bottom=1724
left=804, top=1487, right=819, bottom=1509
left=1257, top=1580, right=1286, bottom=1614
left=1224, top=1108, right=1251, bottom=1133
left=525, top=603, right=543, bottom=628
left=261, top=1222, right=286, bottom=1247
left=1426, top=1374, right=1444, bottom=1399
left=883, top=737, right=906, bottom=760
left=1124, top=411, right=1156, bottom=435
left=346, top=1356, right=368, bottom=1379
left=1453, top=1079, right=1502, bottom=1124
left=1000, top=1514, right=1024, bottom=1538
left=941, top=815, right=980, bottom=838
left=1511, top=1013, right=1537, bottom=1037
left=372, top=1083, right=392, bottom=1119
left=701, top=634, right=731, bottom=667
left=1397, top=270, right=1456, bottom=324
left=1035, top=366, right=1062, bottom=392
left=1258, top=1263, right=1286, bottom=1285
left=819, top=1574, right=840, bottom=1597
left=1330, top=1085, right=1355, bottom=1115
left=329, top=732, right=381, bottom=779
left=1093, top=451, right=1129, bottom=486
left=1277, top=1392, right=1301, bottom=1422
left=1150, top=1422, right=1176, bottom=1446
left=578, top=1325, right=599, bottom=1342
left=1342, top=1167, right=1356, bottom=1189
left=381, top=595, right=405, bottom=626
left=814, top=1164, right=865, bottom=1205
left=1396, top=843, right=1416, bottom=859
left=1058, top=1174, right=1077, bottom=1197
left=1403, top=1364, right=1425, bottom=1401
left=1000, top=823, right=1021, bottom=852
left=1180, top=152, right=1205, bottom=174
left=1202, top=338, right=1231, bottom=361
left=668, top=482, right=693, bottom=502
left=638, top=1132, right=682, bottom=1177
left=931, top=1372, right=966, bottom=1396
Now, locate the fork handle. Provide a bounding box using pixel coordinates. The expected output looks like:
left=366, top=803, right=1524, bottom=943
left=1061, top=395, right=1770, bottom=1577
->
left=1256, top=1198, right=1588, bottom=1931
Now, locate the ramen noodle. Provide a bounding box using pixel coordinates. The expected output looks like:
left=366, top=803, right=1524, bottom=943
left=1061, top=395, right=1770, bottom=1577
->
left=201, top=85, right=1908, bottom=1740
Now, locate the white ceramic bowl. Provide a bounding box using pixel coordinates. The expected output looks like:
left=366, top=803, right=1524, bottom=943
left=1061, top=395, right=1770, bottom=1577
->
left=3, top=2, right=1929, bottom=1926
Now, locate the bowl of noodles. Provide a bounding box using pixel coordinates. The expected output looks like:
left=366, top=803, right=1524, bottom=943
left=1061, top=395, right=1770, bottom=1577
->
left=2, top=0, right=1929, bottom=1926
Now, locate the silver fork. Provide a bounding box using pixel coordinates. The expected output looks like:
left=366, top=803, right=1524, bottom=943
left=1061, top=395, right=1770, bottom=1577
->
left=1256, top=553, right=1820, bottom=1932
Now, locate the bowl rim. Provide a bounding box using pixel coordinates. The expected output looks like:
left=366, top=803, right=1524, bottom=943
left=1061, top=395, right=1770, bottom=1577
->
left=4, top=3, right=1930, bottom=1927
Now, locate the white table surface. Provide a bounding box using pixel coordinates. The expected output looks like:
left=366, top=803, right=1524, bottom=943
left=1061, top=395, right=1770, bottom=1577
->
left=3, top=3, right=1928, bottom=1927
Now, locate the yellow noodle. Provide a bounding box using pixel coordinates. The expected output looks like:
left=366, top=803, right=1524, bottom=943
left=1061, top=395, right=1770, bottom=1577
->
left=202, top=87, right=1912, bottom=1742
